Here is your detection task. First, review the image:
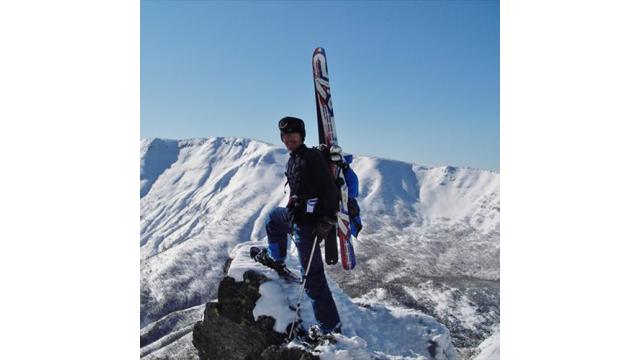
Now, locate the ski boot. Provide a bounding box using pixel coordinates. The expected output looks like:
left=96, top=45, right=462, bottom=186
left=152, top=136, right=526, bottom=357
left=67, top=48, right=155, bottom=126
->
left=250, top=247, right=301, bottom=283
left=298, top=324, right=340, bottom=348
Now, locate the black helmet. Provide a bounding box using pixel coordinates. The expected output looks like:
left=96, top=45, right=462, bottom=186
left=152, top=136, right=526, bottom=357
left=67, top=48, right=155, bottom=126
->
left=278, top=116, right=305, bottom=140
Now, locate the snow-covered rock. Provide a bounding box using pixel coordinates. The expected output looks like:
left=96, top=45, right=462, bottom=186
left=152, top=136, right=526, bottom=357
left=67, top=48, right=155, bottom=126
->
left=192, top=268, right=293, bottom=359
left=193, top=243, right=456, bottom=359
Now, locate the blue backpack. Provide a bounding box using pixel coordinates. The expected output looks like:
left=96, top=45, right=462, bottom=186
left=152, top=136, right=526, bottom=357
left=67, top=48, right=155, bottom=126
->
left=342, top=154, right=363, bottom=237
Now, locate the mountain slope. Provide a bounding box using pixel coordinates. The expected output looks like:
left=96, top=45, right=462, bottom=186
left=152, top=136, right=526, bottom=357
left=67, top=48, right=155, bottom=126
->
left=140, top=137, right=499, bottom=358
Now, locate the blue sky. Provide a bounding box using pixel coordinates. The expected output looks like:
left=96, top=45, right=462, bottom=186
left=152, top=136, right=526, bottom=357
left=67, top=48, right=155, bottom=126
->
left=141, top=0, right=499, bottom=171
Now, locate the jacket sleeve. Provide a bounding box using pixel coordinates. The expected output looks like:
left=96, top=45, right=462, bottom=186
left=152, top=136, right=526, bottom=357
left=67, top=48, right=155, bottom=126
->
left=309, top=149, right=339, bottom=218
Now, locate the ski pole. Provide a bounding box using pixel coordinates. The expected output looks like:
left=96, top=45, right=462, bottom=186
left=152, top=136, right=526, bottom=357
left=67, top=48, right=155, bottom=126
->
left=287, top=232, right=320, bottom=341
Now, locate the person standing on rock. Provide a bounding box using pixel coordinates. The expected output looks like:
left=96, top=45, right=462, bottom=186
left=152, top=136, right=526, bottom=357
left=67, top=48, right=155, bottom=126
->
left=250, top=116, right=342, bottom=335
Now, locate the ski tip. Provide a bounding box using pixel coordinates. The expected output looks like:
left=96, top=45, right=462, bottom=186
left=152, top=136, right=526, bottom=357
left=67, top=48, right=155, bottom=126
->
left=313, top=47, right=325, bottom=54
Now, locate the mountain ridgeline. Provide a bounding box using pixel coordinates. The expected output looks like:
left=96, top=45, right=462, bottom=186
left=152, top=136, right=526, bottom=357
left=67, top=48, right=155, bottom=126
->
left=140, top=137, right=499, bottom=359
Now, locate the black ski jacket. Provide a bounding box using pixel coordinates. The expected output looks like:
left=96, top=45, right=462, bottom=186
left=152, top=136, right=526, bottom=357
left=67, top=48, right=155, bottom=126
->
left=285, top=144, right=339, bottom=222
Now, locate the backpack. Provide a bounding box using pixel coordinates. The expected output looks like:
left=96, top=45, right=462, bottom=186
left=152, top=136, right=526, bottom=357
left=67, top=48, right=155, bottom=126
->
left=342, top=154, right=363, bottom=237
left=317, top=147, right=364, bottom=237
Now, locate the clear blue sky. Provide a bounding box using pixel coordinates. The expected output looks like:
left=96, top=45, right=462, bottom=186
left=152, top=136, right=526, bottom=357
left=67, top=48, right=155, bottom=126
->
left=141, top=0, right=499, bottom=171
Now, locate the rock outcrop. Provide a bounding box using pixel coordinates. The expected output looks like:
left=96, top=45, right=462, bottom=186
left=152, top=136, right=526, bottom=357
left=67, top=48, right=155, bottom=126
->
left=192, top=269, right=317, bottom=360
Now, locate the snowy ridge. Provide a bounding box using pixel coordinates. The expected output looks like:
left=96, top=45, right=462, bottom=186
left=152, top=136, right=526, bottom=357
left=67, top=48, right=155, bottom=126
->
left=352, top=158, right=499, bottom=280
left=140, top=137, right=499, bottom=358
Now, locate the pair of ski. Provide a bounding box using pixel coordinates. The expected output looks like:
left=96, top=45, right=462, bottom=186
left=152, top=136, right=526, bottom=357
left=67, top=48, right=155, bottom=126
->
left=312, top=47, right=356, bottom=271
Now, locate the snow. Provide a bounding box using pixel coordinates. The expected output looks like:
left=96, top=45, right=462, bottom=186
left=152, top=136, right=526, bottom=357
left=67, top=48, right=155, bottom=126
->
left=404, top=282, right=486, bottom=330
left=254, top=281, right=296, bottom=333
left=472, top=330, right=499, bottom=360
left=227, top=243, right=457, bottom=359
left=140, top=138, right=180, bottom=198
left=351, top=156, right=499, bottom=281
left=140, top=137, right=500, bottom=359
left=139, top=303, right=204, bottom=359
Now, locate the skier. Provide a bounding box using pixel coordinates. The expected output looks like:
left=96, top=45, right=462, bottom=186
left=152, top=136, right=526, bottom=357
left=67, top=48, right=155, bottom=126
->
left=251, top=116, right=342, bottom=336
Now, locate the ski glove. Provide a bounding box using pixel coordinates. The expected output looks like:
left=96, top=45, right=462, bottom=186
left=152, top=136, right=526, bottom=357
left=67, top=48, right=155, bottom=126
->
left=315, top=215, right=336, bottom=240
